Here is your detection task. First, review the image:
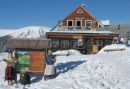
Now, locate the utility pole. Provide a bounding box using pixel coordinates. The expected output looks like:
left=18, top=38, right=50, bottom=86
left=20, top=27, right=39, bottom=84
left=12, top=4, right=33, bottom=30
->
left=117, top=24, right=121, bottom=43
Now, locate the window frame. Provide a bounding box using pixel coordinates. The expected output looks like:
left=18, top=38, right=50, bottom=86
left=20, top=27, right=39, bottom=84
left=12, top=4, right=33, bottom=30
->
left=67, top=20, right=74, bottom=27
left=76, top=20, right=82, bottom=27
left=85, top=20, right=92, bottom=27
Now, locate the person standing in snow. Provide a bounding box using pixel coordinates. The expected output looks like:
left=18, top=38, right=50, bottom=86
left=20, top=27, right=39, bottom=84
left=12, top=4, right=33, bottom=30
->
left=4, top=54, right=17, bottom=85
left=44, top=49, right=56, bottom=80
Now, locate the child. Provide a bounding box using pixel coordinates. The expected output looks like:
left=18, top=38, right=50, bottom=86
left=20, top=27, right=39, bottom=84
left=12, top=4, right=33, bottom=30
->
left=20, top=70, right=31, bottom=88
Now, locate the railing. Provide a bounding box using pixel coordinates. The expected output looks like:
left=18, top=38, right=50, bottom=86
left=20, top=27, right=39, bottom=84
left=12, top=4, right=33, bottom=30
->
left=53, top=26, right=92, bottom=31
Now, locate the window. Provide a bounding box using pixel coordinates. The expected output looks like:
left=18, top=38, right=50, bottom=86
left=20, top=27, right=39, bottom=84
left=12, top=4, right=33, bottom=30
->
left=51, top=39, right=78, bottom=49
left=77, top=9, right=84, bottom=13
left=67, top=20, right=73, bottom=26
left=85, top=20, right=92, bottom=29
left=76, top=20, right=82, bottom=27
left=51, top=39, right=59, bottom=48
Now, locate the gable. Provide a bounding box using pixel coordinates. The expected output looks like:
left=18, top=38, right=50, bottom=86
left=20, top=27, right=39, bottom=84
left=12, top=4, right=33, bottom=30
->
left=61, top=5, right=99, bottom=28
left=64, top=6, right=95, bottom=20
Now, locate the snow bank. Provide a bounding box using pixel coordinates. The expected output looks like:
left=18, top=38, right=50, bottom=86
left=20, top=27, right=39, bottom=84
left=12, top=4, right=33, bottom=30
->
left=98, top=44, right=127, bottom=54
left=53, top=49, right=81, bottom=56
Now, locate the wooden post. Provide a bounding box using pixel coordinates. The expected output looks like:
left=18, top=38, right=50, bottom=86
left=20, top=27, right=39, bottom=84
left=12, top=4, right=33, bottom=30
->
left=90, top=38, right=94, bottom=54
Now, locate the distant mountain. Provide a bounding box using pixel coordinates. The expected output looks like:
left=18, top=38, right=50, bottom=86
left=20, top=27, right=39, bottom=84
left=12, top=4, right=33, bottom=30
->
left=10, top=26, right=51, bottom=38
left=0, top=29, right=16, bottom=37
left=0, top=26, right=51, bottom=52
left=0, top=26, right=51, bottom=38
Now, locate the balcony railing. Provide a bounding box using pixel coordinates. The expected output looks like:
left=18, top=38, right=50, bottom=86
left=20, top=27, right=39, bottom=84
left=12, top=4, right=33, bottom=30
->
left=53, top=26, right=92, bottom=31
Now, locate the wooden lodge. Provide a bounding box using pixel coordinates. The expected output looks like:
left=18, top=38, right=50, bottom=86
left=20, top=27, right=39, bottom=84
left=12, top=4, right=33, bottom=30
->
left=7, top=38, right=51, bottom=74
left=46, top=4, right=119, bottom=54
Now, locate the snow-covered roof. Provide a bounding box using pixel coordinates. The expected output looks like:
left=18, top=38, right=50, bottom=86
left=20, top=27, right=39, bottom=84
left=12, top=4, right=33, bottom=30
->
left=100, top=20, right=110, bottom=26
left=7, top=38, right=51, bottom=49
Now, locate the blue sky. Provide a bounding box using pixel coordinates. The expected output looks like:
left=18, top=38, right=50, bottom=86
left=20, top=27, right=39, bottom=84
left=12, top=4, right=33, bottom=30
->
left=0, top=0, right=130, bottom=29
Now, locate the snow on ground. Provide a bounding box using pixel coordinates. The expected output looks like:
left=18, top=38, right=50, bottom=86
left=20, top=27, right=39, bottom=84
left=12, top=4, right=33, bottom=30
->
left=98, top=44, right=127, bottom=54
left=0, top=44, right=130, bottom=89
left=53, top=49, right=81, bottom=56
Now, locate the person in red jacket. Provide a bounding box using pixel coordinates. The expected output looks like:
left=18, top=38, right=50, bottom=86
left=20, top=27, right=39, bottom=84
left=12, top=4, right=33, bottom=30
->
left=4, top=61, right=17, bottom=85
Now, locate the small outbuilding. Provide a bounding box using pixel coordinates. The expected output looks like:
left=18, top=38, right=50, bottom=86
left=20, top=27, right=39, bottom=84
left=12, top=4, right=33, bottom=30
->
left=7, top=38, right=51, bottom=74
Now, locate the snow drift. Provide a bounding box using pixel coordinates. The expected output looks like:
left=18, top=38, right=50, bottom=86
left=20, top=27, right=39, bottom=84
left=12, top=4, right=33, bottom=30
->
left=53, top=49, right=81, bottom=56
left=98, top=44, right=127, bottom=54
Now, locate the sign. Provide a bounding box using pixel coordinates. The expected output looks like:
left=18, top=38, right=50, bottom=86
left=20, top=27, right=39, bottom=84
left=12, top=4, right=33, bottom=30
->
left=75, top=17, right=84, bottom=20
left=17, top=51, right=30, bottom=72
left=73, top=35, right=83, bottom=39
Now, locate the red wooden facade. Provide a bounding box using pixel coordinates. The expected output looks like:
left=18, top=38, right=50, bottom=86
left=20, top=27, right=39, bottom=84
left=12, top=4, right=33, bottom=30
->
left=60, top=5, right=101, bottom=29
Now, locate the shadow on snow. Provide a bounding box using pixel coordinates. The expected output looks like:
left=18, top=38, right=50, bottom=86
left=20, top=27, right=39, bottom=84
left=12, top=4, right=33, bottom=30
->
left=31, top=74, right=44, bottom=83
left=31, top=60, right=85, bottom=83
left=56, top=60, right=85, bottom=76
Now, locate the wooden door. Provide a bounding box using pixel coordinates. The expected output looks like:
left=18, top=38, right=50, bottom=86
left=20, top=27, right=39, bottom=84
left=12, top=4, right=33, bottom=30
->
left=30, top=52, right=46, bottom=74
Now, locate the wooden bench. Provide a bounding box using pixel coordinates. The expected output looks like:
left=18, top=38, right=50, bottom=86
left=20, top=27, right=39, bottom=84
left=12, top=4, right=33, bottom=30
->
left=104, top=48, right=126, bottom=52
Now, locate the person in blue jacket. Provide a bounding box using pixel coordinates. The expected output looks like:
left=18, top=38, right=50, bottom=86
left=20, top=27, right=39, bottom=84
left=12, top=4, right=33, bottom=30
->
left=44, top=49, right=56, bottom=80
